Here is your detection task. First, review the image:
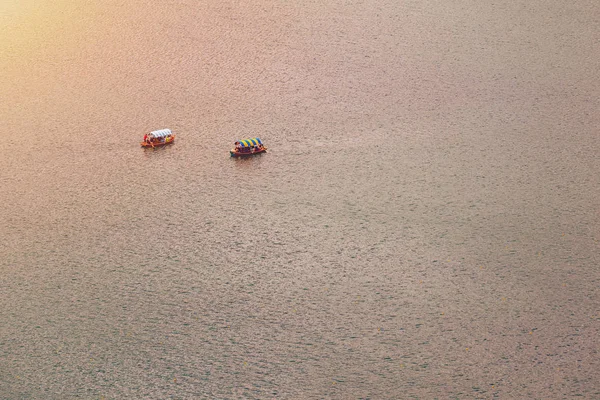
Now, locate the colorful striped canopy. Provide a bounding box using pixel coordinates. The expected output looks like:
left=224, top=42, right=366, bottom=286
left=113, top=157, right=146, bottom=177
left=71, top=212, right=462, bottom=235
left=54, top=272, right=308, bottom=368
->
left=237, top=138, right=262, bottom=147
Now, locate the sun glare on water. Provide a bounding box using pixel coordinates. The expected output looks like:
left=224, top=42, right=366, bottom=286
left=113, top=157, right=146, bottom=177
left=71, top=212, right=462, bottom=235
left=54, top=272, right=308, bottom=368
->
left=0, top=0, right=25, bottom=15
left=0, top=0, right=37, bottom=26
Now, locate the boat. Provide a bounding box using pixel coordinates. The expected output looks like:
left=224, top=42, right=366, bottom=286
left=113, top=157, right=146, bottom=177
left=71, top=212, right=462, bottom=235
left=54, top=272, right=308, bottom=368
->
left=230, top=137, right=267, bottom=157
left=141, top=129, right=175, bottom=148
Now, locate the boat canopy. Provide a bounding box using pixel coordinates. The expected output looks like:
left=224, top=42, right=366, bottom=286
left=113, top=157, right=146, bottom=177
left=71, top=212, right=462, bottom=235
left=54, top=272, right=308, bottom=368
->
left=149, top=129, right=172, bottom=138
left=237, top=138, right=262, bottom=147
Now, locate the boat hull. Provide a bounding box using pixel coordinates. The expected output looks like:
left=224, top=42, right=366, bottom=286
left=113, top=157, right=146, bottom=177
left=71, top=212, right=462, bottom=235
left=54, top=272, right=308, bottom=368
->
left=141, top=137, right=175, bottom=148
left=230, top=148, right=267, bottom=157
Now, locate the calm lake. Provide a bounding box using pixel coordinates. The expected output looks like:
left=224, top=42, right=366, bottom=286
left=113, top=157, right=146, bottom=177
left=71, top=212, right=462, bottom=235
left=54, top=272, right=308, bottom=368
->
left=1, top=0, right=598, bottom=398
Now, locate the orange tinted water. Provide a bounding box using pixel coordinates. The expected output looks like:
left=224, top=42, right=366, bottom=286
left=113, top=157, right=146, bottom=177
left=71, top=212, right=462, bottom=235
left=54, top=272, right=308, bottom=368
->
left=1, top=1, right=599, bottom=398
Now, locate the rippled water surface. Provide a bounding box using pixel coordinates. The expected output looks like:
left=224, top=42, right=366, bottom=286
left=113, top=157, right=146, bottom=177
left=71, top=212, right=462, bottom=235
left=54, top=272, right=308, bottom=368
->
left=1, top=1, right=599, bottom=398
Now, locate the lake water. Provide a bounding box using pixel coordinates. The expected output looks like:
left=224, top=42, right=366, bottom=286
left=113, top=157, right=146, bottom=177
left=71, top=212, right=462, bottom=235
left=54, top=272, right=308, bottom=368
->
left=1, top=0, right=599, bottom=398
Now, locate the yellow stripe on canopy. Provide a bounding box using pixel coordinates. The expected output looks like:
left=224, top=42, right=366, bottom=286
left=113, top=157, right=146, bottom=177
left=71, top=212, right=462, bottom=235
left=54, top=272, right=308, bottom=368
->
left=239, top=138, right=262, bottom=147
